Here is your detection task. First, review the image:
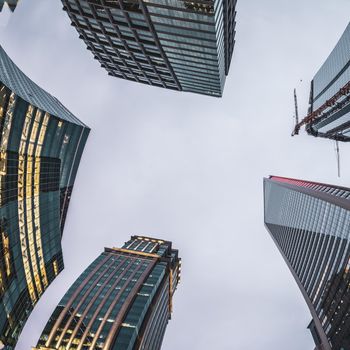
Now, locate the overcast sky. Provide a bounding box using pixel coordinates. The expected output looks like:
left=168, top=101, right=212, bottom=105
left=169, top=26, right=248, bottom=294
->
left=1, top=1, right=350, bottom=349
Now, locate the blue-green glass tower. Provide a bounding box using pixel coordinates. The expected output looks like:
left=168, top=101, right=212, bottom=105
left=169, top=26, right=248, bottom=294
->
left=264, top=176, right=350, bottom=350
left=0, top=45, right=90, bottom=349
left=62, top=0, right=237, bottom=97
left=34, top=236, right=181, bottom=350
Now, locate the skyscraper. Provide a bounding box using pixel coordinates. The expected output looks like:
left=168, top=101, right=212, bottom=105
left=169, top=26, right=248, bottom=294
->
left=293, top=22, right=350, bottom=141
left=264, top=176, right=350, bottom=350
left=34, top=235, right=181, bottom=350
left=0, top=1, right=19, bottom=12
left=0, top=45, right=89, bottom=349
left=61, top=0, right=237, bottom=97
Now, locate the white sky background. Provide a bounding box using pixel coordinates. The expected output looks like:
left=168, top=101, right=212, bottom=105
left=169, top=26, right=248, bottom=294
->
left=1, top=1, right=350, bottom=349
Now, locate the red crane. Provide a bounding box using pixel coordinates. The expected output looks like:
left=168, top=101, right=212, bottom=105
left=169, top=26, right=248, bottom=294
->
left=292, top=80, right=350, bottom=136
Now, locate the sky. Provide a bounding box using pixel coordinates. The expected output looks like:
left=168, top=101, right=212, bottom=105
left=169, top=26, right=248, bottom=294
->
left=1, top=1, right=350, bottom=349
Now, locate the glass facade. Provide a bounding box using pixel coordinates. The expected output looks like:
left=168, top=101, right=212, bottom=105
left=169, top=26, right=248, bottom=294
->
left=0, top=46, right=90, bottom=349
left=0, top=1, right=19, bottom=12
left=34, top=236, right=181, bottom=350
left=62, top=0, right=237, bottom=97
left=306, top=22, right=350, bottom=141
left=264, top=176, right=350, bottom=350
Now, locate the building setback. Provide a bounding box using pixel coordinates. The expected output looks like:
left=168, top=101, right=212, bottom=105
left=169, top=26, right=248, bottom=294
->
left=34, top=235, right=181, bottom=350
left=62, top=0, right=237, bottom=97
left=0, top=45, right=89, bottom=349
left=294, top=22, right=350, bottom=141
left=264, top=176, right=350, bottom=350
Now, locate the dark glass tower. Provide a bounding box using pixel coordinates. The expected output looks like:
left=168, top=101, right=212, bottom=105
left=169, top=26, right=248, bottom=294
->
left=296, top=22, right=350, bottom=141
left=0, top=1, right=19, bottom=12
left=0, top=46, right=90, bottom=349
left=264, top=176, right=350, bottom=350
left=34, top=236, right=181, bottom=350
left=61, top=0, right=237, bottom=97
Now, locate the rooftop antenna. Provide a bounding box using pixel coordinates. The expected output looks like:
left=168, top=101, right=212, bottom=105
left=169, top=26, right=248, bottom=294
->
left=334, top=140, right=341, bottom=178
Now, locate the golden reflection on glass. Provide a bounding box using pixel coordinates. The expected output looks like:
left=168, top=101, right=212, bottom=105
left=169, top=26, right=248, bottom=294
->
left=53, top=260, right=58, bottom=277
left=0, top=85, right=7, bottom=120
left=19, top=107, right=51, bottom=301
left=27, top=109, right=43, bottom=297
left=0, top=92, right=15, bottom=152
left=0, top=270, right=3, bottom=295
left=0, top=152, right=6, bottom=207
left=0, top=92, right=24, bottom=296
left=0, top=92, right=15, bottom=206
left=18, top=104, right=37, bottom=303
left=0, top=227, right=10, bottom=295
left=34, top=112, right=49, bottom=288
left=16, top=105, right=52, bottom=303
left=2, top=232, right=11, bottom=278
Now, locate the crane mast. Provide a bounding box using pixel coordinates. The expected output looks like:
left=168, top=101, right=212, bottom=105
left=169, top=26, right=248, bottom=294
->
left=294, top=88, right=299, bottom=125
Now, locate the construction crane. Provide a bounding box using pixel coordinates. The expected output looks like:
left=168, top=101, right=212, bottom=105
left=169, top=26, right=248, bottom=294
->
left=292, top=85, right=343, bottom=178
left=293, top=88, right=299, bottom=125
left=335, top=140, right=341, bottom=178
left=292, top=80, right=350, bottom=136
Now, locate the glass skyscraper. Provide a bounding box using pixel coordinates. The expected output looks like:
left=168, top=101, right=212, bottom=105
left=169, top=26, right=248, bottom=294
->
left=34, top=235, right=181, bottom=350
left=305, top=22, right=350, bottom=141
left=61, top=0, right=237, bottom=97
left=264, top=176, right=350, bottom=350
left=0, top=45, right=89, bottom=349
left=0, top=1, right=19, bottom=12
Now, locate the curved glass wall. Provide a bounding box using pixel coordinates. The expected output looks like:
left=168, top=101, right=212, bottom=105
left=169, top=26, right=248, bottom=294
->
left=264, top=176, right=350, bottom=350
left=0, top=46, right=90, bottom=349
